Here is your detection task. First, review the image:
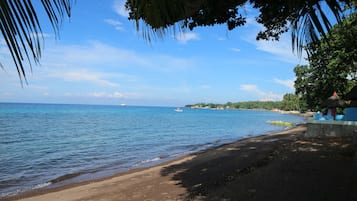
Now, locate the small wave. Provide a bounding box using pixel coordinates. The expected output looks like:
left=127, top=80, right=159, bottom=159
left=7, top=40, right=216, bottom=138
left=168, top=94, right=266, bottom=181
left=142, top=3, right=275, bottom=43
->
left=50, top=172, right=81, bottom=184
left=133, top=155, right=171, bottom=167
left=141, top=157, right=161, bottom=164
left=0, top=182, right=51, bottom=199
left=32, top=182, right=51, bottom=189
left=171, top=141, right=223, bottom=152
left=1, top=189, right=23, bottom=199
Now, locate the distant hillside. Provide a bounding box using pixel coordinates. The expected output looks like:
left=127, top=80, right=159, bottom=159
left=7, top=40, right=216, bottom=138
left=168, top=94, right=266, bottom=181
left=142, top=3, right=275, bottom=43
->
left=186, top=101, right=283, bottom=110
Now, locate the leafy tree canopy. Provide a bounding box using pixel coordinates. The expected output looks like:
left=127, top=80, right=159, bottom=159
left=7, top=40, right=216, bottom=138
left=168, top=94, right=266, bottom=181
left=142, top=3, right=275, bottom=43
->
left=294, top=12, right=357, bottom=111
left=187, top=93, right=306, bottom=112
left=281, top=93, right=303, bottom=111
left=126, top=0, right=355, bottom=55
left=187, top=99, right=300, bottom=111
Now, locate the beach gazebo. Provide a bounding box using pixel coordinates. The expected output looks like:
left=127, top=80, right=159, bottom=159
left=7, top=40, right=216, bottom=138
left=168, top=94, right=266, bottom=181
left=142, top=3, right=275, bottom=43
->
left=323, top=91, right=345, bottom=120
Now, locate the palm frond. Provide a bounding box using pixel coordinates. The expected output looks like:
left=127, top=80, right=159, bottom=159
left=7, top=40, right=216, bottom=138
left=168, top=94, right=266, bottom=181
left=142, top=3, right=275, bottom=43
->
left=291, top=0, right=351, bottom=57
left=0, top=0, right=73, bottom=84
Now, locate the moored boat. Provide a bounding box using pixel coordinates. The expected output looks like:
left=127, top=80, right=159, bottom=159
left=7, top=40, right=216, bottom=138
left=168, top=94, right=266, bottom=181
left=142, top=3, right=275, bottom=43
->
left=175, top=108, right=183, bottom=112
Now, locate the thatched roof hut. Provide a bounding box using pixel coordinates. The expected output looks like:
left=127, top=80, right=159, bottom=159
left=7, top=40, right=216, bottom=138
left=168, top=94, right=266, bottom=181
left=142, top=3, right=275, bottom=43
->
left=323, top=92, right=345, bottom=108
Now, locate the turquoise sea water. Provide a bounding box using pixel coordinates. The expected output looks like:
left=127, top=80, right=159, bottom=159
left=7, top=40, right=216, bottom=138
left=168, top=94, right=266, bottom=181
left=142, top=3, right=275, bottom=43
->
left=0, top=103, right=305, bottom=198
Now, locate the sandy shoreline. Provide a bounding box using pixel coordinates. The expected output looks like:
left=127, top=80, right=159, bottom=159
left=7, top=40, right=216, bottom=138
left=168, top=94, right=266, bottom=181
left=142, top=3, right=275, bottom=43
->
left=3, top=124, right=357, bottom=201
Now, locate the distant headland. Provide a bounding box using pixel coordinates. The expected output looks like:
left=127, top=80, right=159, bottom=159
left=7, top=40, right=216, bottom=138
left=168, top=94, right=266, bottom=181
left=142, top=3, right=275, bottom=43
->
left=186, top=101, right=288, bottom=111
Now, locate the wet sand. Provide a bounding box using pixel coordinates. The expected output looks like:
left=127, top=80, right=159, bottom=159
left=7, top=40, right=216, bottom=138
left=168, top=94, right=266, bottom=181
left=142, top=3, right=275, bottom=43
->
left=4, top=124, right=357, bottom=201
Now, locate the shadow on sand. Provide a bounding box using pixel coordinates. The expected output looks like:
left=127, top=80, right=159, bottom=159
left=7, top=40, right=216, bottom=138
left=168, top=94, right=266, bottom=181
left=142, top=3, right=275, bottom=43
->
left=160, top=127, right=357, bottom=201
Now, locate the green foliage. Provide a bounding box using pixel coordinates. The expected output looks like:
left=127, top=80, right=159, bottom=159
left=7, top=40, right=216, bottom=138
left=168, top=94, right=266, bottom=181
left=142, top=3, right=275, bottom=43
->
left=187, top=93, right=309, bottom=112
left=232, top=101, right=282, bottom=110
left=127, top=0, right=354, bottom=55
left=281, top=93, right=303, bottom=111
left=294, top=13, right=357, bottom=111
left=126, top=0, right=247, bottom=32
left=187, top=100, right=284, bottom=111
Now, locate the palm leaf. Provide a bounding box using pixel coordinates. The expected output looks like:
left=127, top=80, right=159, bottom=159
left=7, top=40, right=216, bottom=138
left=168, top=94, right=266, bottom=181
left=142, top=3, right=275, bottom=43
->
left=291, top=0, right=351, bottom=56
left=0, top=0, right=73, bottom=84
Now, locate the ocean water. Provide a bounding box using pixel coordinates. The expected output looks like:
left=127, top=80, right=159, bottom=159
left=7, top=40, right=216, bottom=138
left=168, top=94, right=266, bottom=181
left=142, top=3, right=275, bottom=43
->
left=0, top=103, right=305, bottom=198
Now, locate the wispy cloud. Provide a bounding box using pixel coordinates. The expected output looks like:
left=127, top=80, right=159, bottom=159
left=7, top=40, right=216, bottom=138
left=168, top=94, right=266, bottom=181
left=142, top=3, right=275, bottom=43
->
left=28, top=85, right=49, bottom=91
left=88, top=91, right=126, bottom=98
left=175, top=32, right=199, bottom=44
left=240, top=16, right=307, bottom=64
left=229, top=48, right=241, bottom=52
left=42, top=41, right=194, bottom=72
left=274, top=78, right=295, bottom=90
left=104, top=19, right=125, bottom=31
left=63, top=91, right=145, bottom=100
left=243, top=35, right=305, bottom=64
left=240, top=84, right=283, bottom=101
left=30, top=32, right=51, bottom=38
left=254, top=39, right=301, bottom=64
left=240, top=84, right=259, bottom=92
left=113, top=0, right=129, bottom=17
left=0, top=40, right=196, bottom=104
left=199, top=85, right=211, bottom=89
left=51, top=69, right=120, bottom=87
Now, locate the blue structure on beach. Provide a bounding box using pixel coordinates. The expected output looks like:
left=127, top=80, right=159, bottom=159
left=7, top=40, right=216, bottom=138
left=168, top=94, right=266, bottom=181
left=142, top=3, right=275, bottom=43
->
left=307, top=86, right=357, bottom=137
left=343, top=108, right=357, bottom=121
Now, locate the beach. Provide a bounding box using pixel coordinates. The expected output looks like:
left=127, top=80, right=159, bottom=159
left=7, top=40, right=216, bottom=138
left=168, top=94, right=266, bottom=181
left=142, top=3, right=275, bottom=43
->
left=3, top=124, right=356, bottom=201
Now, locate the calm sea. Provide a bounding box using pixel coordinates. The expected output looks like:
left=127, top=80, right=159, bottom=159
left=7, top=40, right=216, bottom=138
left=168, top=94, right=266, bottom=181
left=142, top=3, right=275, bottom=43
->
left=0, top=103, right=305, bottom=198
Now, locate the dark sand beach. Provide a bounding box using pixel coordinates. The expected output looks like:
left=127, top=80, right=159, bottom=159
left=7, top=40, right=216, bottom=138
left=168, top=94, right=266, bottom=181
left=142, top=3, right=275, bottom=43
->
left=4, top=124, right=357, bottom=201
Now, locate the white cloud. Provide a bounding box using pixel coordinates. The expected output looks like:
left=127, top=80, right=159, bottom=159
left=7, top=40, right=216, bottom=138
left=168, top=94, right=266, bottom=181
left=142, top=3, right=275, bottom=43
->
left=199, top=85, right=211, bottom=89
left=245, top=35, right=305, bottom=64
left=229, top=48, right=241, bottom=52
left=31, top=32, right=51, bottom=38
left=7, top=41, right=195, bottom=103
left=254, top=39, right=301, bottom=64
left=89, top=91, right=126, bottom=98
left=63, top=91, right=146, bottom=100
left=274, top=78, right=295, bottom=90
left=41, top=41, right=194, bottom=73
left=259, top=92, right=283, bottom=101
left=240, top=16, right=308, bottom=64
left=48, top=41, right=145, bottom=67
left=51, top=69, right=120, bottom=87
left=113, top=0, right=129, bottom=17
left=104, top=19, right=125, bottom=31
left=240, top=84, right=283, bottom=101
left=28, top=85, right=49, bottom=91
left=240, top=84, right=259, bottom=92
left=245, top=16, right=258, bottom=26
left=175, top=32, right=199, bottom=44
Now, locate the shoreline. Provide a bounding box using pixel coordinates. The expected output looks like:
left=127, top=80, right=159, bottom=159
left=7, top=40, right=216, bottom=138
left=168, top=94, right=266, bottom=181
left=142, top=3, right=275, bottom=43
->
left=3, top=125, right=306, bottom=201
left=4, top=124, right=357, bottom=201
left=1, top=123, right=304, bottom=200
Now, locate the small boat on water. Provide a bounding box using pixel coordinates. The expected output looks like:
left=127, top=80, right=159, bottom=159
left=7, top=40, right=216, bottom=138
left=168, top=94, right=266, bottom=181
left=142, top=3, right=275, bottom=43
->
left=175, top=108, right=183, bottom=112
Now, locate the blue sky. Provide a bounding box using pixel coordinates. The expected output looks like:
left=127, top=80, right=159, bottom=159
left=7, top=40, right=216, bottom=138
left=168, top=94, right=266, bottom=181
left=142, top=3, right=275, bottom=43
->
left=0, top=0, right=307, bottom=106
